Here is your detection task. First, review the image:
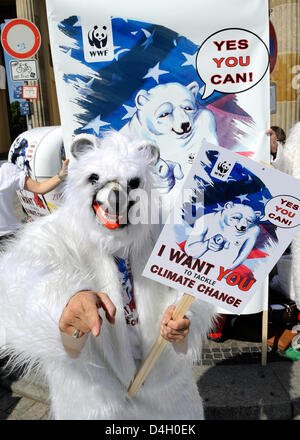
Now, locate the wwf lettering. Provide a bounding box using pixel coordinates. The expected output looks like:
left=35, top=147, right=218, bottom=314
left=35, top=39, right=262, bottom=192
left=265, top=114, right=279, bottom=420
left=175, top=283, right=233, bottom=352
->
left=89, top=49, right=109, bottom=57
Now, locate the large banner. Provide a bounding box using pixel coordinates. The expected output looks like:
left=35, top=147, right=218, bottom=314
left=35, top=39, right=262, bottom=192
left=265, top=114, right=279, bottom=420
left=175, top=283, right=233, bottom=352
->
left=46, top=0, right=271, bottom=312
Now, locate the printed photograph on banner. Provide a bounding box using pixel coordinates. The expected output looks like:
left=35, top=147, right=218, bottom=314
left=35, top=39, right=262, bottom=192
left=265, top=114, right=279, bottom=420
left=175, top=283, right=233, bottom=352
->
left=143, top=141, right=300, bottom=314
left=46, top=0, right=270, bottom=199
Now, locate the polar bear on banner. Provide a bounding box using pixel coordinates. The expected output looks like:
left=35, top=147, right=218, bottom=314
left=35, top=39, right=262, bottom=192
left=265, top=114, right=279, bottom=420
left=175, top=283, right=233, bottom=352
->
left=121, top=81, right=219, bottom=193
left=0, top=131, right=215, bottom=420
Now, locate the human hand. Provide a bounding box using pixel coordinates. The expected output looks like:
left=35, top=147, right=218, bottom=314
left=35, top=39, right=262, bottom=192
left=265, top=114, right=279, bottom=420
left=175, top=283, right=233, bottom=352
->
left=266, top=128, right=278, bottom=155
left=59, top=290, right=116, bottom=338
left=58, top=158, right=69, bottom=181
left=160, top=305, right=190, bottom=343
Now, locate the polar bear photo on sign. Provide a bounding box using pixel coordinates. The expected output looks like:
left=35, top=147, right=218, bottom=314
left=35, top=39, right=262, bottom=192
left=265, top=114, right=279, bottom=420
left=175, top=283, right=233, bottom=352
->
left=186, top=201, right=262, bottom=270
left=177, top=148, right=279, bottom=284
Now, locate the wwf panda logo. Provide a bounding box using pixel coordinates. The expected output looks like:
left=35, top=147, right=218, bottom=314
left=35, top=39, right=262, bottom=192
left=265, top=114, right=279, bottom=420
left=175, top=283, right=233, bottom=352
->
left=88, top=25, right=108, bottom=49
left=217, top=160, right=231, bottom=174
left=188, top=152, right=195, bottom=164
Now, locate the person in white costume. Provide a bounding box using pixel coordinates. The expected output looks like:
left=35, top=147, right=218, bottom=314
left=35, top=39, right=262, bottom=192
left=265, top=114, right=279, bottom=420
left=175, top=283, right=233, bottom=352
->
left=266, top=126, right=288, bottom=173
left=0, top=159, right=69, bottom=242
left=266, top=122, right=300, bottom=308
left=0, top=131, right=215, bottom=420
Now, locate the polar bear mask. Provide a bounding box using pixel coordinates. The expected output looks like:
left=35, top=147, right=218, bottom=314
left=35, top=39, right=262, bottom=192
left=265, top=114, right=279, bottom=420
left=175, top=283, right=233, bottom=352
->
left=65, top=131, right=159, bottom=253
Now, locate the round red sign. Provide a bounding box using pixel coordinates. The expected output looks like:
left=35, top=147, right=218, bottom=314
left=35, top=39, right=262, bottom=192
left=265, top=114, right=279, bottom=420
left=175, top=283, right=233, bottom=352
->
left=1, top=18, right=41, bottom=59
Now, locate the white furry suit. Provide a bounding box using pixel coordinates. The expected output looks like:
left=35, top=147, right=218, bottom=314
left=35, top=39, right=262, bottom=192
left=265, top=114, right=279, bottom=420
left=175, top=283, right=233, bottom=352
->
left=271, top=122, right=300, bottom=308
left=0, top=132, right=215, bottom=420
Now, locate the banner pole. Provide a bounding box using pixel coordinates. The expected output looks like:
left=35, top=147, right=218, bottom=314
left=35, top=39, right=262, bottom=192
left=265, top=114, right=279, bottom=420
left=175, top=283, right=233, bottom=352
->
left=128, top=293, right=195, bottom=398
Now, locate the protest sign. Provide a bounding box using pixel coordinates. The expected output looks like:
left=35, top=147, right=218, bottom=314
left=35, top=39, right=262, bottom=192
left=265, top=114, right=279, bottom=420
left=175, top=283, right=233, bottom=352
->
left=129, top=143, right=300, bottom=396
left=46, top=0, right=270, bottom=164
left=143, top=142, right=300, bottom=314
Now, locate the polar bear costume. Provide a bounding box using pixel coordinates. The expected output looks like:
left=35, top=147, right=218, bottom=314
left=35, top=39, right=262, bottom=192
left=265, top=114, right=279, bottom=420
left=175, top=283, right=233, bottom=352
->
left=270, top=122, right=300, bottom=309
left=0, top=131, right=215, bottom=420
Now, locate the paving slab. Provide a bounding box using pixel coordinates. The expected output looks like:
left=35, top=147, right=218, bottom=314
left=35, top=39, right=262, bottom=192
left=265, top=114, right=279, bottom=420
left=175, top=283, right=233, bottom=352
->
left=10, top=376, right=49, bottom=404
left=270, top=361, right=300, bottom=418
left=194, top=362, right=292, bottom=420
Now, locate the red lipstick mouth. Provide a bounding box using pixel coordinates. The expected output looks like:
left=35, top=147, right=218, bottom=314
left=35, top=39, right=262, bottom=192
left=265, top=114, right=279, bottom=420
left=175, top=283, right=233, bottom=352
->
left=93, top=201, right=127, bottom=229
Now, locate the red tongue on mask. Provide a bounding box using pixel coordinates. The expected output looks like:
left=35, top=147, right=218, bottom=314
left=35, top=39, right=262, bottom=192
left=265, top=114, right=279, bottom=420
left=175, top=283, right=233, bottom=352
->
left=93, top=202, right=124, bottom=230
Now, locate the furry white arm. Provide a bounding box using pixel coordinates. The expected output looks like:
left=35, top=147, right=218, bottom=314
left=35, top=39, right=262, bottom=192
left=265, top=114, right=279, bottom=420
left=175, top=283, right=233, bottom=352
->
left=271, top=142, right=293, bottom=175
left=0, top=221, right=97, bottom=369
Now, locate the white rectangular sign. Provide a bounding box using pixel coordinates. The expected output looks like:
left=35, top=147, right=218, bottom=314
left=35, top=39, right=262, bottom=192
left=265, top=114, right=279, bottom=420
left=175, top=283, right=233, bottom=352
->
left=22, top=85, right=38, bottom=99
left=143, top=142, right=300, bottom=314
left=10, top=59, right=38, bottom=81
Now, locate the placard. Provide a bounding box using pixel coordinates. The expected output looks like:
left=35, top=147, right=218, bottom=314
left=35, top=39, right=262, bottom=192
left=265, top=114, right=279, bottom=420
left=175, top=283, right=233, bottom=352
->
left=143, top=142, right=300, bottom=314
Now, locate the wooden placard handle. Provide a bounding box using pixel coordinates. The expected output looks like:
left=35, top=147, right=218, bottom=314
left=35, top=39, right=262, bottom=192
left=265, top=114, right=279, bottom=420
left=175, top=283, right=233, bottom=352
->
left=127, top=293, right=195, bottom=398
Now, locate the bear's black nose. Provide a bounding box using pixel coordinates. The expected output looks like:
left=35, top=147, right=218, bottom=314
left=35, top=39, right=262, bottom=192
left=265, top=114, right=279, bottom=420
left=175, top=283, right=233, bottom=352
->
left=181, top=122, right=191, bottom=132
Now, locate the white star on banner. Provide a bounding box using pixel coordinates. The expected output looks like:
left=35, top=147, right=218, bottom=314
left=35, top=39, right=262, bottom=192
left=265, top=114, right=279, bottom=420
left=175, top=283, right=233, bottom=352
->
left=236, top=194, right=250, bottom=203
left=83, top=115, right=110, bottom=136
left=141, top=28, right=155, bottom=49
left=143, top=62, right=169, bottom=84
left=75, top=77, right=95, bottom=97
left=181, top=51, right=197, bottom=68
left=114, top=48, right=130, bottom=60
left=214, top=203, right=225, bottom=212
left=259, top=195, right=270, bottom=205
left=121, top=104, right=137, bottom=120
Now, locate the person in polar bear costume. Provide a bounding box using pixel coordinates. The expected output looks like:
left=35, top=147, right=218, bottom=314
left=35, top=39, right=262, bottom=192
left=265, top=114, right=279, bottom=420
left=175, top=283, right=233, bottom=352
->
left=0, top=131, right=215, bottom=420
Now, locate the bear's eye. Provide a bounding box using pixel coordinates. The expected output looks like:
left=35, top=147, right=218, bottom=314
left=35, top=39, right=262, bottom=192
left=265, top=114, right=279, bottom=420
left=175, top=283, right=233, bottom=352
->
left=128, top=177, right=140, bottom=189
left=184, top=106, right=193, bottom=111
left=88, top=173, right=99, bottom=185
left=159, top=112, right=169, bottom=118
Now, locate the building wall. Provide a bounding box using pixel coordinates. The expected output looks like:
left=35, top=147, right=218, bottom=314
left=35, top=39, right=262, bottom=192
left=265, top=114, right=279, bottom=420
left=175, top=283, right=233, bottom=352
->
left=270, top=0, right=300, bottom=136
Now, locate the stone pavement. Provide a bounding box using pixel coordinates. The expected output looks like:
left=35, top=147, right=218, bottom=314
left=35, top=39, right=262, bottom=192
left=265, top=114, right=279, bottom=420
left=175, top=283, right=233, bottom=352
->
left=196, top=338, right=300, bottom=420
left=1, top=337, right=299, bottom=420
left=0, top=375, right=49, bottom=420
